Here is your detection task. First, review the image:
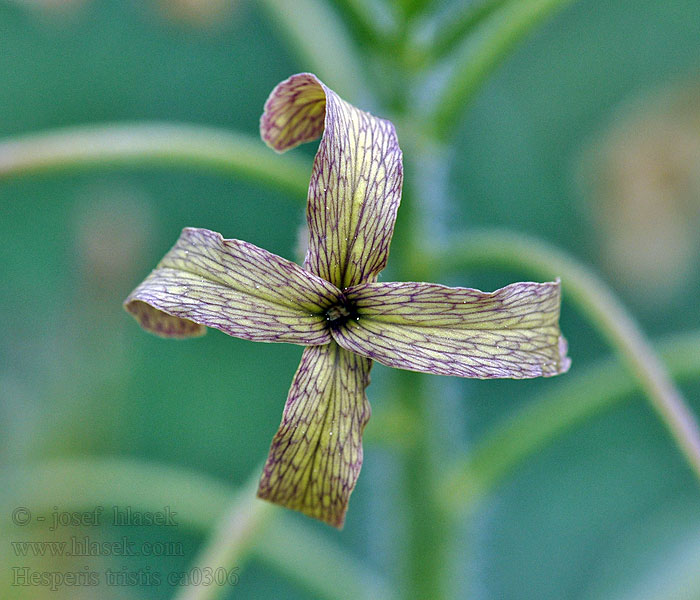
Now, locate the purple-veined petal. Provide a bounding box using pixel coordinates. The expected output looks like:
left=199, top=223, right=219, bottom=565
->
left=124, top=227, right=342, bottom=345
left=260, top=73, right=403, bottom=289
left=333, top=280, right=571, bottom=378
left=257, top=342, right=372, bottom=528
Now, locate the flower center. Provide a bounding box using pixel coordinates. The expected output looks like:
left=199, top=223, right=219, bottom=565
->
left=325, top=300, right=358, bottom=329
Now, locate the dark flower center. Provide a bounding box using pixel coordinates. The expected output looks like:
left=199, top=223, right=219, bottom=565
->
left=325, top=299, right=358, bottom=329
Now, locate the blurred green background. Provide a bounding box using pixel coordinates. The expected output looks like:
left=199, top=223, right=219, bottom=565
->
left=1, top=0, right=699, bottom=598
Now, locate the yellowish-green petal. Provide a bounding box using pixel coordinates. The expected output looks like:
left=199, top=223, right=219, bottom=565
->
left=333, top=280, right=571, bottom=378
left=124, top=227, right=342, bottom=345
left=257, top=342, right=372, bottom=528
left=260, top=73, right=403, bottom=289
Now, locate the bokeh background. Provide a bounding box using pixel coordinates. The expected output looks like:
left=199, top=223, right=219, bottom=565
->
left=1, top=0, right=699, bottom=598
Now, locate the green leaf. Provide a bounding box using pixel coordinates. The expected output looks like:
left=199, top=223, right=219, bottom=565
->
left=0, top=123, right=311, bottom=198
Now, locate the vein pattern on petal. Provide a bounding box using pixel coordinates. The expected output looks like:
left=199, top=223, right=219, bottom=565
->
left=124, top=227, right=342, bottom=344
left=260, top=73, right=404, bottom=289
left=257, top=342, right=372, bottom=528
left=334, top=281, right=571, bottom=378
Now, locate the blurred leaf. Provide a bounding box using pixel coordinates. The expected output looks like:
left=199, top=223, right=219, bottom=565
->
left=417, top=0, right=511, bottom=63
left=0, top=123, right=311, bottom=198
left=580, top=498, right=700, bottom=600
left=437, top=229, right=700, bottom=483
left=256, top=518, right=398, bottom=600
left=0, top=457, right=392, bottom=600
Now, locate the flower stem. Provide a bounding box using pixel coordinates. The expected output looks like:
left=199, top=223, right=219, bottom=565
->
left=0, top=123, right=311, bottom=198
left=434, top=229, right=700, bottom=483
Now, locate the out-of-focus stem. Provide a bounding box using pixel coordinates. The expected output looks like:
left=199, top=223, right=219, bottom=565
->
left=0, top=123, right=311, bottom=198
left=259, top=0, right=372, bottom=104
left=441, top=330, right=700, bottom=515
left=395, top=371, right=450, bottom=600
left=0, top=458, right=391, bottom=600
left=434, top=230, right=700, bottom=483
left=173, top=468, right=274, bottom=600
left=431, top=0, right=578, bottom=139
left=390, top=137, right=453, bottom=600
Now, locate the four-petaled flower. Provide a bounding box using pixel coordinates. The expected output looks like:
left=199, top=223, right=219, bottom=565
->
left=124, top=73, right=571, bottom=528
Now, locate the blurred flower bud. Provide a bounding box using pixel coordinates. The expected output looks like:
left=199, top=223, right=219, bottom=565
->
left=73, top=185, right=155, bottom=299
left=579, top=80, right=700, bottom=308
left=157, top=0, right=236, bottom=28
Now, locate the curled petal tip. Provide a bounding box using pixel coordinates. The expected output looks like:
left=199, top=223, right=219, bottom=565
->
left=124, top=298, right=206, bottom=339
left=260, top=73, right=326, bottom=153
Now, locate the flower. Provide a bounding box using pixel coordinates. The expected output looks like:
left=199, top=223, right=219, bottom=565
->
left=124, top=73, right=570, bottom=528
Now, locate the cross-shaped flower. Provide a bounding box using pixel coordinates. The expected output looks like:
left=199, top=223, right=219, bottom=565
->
left=125, top=73, right=570, bottom=528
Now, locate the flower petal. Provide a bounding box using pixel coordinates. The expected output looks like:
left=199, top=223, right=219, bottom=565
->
left=257, top=342, right=372, bottom=528
left=124, top=227, right=342, bottom=345
left=333, top=280, right=571, bottom=378
left=260, top=73, right=403, bottom=289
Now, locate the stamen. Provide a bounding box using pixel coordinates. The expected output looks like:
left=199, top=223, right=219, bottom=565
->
left=325, top=301, right=357, bottom=328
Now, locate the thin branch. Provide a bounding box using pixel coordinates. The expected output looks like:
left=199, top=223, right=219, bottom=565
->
left=0, top=123, right=311, bottom=198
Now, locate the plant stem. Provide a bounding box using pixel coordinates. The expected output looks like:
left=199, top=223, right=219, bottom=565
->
left=391, top=136, right=452, bottom=600
left=173, top=467, right=275, bottom=600
left=330, top=0, right=386, bottom=47
left=440, top=330, right=700, bottom=516
left=259, top=0, right=373, bottom=104
left=431, top=0, right=578, bottom=139
left=420, top=0, right=512, bottom=63
left=0, top=123, right=311, bottom=198
left=435, top=229, right=700, bottom=483
left=395, top=370, right=450, bottom=600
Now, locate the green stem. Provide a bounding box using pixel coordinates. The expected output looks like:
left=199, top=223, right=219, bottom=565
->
left=420, top=0, right=512, bottom=63
left=257, top=518, right=398, bottom=600
left=329, top=0, right=386, bottom=47
left=172, top=467, right=275, bottom=600
left=396, top=371, right=450, bottom=600
left=390, top=137, right=452, bottom=600
left=258, top=0, right=372, bottom=104
left=440, top=330, right=700, bottom=515
left=0, top=122, right=311, bottom=198
left=434, top=229, right=700, bottom=483
left=431, top=0, right=578, bottom=139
